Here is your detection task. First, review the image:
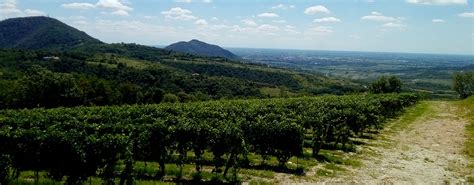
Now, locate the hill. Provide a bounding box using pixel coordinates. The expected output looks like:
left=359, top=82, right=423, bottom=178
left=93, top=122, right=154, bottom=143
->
left=0, top=16, right=363, bottom=109
left=0, top=16, right=102, bottom=49
left=165, top=39, right=239, bottom=59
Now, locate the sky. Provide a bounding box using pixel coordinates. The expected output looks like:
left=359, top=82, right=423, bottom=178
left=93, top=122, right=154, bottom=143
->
left=0, top=0, right=473, bottom=55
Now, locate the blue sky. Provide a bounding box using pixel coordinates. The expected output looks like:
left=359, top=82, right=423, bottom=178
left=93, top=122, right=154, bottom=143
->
left=0, top=0, right=473, bottom=55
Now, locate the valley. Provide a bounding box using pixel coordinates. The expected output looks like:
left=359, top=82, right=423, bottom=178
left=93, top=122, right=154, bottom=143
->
left=231, top=48, right=474, bottom=98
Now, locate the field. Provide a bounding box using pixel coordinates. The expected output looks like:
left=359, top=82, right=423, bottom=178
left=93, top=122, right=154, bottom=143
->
left=230, top=48, right=474, bottom=99
left=0, top=94, right=418, bottom=184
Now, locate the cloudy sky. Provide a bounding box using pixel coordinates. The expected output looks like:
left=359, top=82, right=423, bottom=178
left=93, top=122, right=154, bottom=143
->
left=1, top=0, right=473, bottom=55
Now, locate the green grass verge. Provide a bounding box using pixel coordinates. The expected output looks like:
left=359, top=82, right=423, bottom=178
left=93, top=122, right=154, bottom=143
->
left=458, top=97, right=474, bottom=182
left=388, top=101, right=431, bottom=132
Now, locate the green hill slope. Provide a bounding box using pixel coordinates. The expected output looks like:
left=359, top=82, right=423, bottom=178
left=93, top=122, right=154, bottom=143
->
left=0, top=17, right=363, bottom=109
left=0, top=16, right=102, bottom=49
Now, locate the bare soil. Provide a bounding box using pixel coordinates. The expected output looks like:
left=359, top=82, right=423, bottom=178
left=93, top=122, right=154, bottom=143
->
left=272, top=101, right=472, bottom=184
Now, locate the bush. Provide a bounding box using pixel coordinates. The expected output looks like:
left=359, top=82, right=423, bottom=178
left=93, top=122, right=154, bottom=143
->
left=162, top=93, right=179, bottom=103
left=453, top=72, right=474, bottom=99
left=369, top=76, right=402, bottom=94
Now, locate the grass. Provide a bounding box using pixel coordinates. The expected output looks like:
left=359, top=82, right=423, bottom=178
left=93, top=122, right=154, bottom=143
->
left=317, top=150, right=362, bottom=168
left=117, top=58, right=151, bottom=69
left=388, top=101, right=431, bottom=132
left=457, top=96, right=474, bottom=182
left=315, top=169, right=334, bottom=177
left=248, top=180, right=274, bottom=185
left=240, top=169, right=274, bottom=179
left=259, top=87, right=283, bottom=97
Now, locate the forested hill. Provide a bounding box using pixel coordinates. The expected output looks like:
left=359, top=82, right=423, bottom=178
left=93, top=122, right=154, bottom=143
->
left=165, top=39, right=239, bottom=59
left=0, top=16, right=102, bottom=49
left=0, top=16, right=363, bottom=109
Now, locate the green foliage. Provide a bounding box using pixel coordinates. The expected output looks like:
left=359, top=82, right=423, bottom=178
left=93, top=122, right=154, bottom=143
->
left=369, top=76, right=402, bottom=94
left=458, top=96, right=474, bottom=182
left=162, top=93, right=179, bottom=103
left=0, top=48, right=363, bottom=109
left=0, top=154, right=12, bottom=184
left=0, top=94, right=419, bottom=183
left=453, top=71, right=474, bottom=99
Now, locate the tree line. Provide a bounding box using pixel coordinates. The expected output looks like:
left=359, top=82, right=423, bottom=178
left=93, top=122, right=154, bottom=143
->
left=0, top=49, right=364, bottom=109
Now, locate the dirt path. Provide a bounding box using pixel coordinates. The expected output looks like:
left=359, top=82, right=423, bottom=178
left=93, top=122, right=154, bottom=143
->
left=322, top=101, right=472, bottom=183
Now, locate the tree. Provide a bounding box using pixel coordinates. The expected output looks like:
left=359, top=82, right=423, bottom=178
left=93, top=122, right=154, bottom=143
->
left=453, top=72, right=474, bottom=99
left=162, top=93, right=179, bottom=103
left=369, top=76, right=402, bottom=94
left=387, top=76, right=402, bottom=93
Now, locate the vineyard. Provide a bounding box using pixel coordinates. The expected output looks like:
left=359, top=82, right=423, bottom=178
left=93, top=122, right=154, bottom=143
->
left=0, top=93, right=419, bottom=184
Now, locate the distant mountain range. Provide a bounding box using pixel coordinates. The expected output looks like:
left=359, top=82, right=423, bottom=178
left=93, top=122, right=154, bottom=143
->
left=0, top=16, right=102, bottom=50
left=165, top=39, right=239, bottom=59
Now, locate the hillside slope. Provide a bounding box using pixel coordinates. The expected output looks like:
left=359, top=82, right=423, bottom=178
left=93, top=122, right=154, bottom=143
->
left=0, top=16, right=102, bottom=49
left=165, top=39, right=239, bottom=59
left=0, top=16, right=363, bottom=109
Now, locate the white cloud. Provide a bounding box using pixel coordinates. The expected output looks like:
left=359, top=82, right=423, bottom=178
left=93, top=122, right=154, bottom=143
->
left=284, top=25, right=299, bottom=34
left=272, top=20, right=287, bottom=23
left=313, top=17, right=341, bottom=23
left=306, top=26, right=333, bottom=35
left=111, top=9, right=129, bottom=16
left=143, top=15, right=157, bottom=19
left=161, top=7, right=197, bottom=21
left=242, top=19, right=258, bottom=26
left=24, top=9, right=45, bottom=16
left=257, top=24, right=280, bottom=33
left=382, top=22, right=407, bottom=29
left=195, top=19, right=208, bottom=26
left=458, top=12, right=474, bottom=18
left=68, top=19, right=185, bottom=44
left=371, top=11, right=382, bottom=15
left=304, top=5, right=330, bottom=15
left=406, top=0, right=467, bottom=5
left=61, top=3, right=96, bottom=10
left=0, top=0, right=45, bottom=20
left=361, top=12, right=398, bottom=22
left=96, top=0, right=132, bottom=11
left=432, top=19, right=445, bottom=23
left=211, top=17, right=218, bottom=21
left=175, top=0, right=213, bottom=3
left=61, top=0, right=132, bottom=15
left=0, top=0, right=22, bottom=16
left=271, top=4, right=295, bottom=10
left=257, top=12, right=279, bottom=18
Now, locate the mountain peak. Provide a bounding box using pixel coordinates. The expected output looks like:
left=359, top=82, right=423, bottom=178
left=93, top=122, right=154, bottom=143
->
left=165, top=39, right=239, bottom=59
left=0, top=16, right=102, bottom=50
